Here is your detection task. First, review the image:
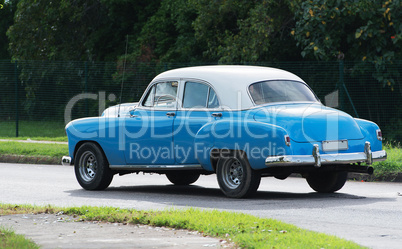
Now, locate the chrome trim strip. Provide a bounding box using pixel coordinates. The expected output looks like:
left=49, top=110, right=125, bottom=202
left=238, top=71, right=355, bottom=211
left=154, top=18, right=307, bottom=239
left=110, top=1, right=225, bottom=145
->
left=61, top=156, right=72, bottom=166
left=109, top=164, right=203, bottom=170
left=265, top=150, right=387, bottom=167
left=372, top=150, right=388, bottom=161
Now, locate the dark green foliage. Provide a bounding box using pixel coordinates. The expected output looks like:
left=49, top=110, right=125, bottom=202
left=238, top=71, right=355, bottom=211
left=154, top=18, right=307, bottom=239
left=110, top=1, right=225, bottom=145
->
left=8, top=0, right=107, bottom=61
left=291, top=0, right=402, bottom=62
left=130, top=0, right=201, bottom=63
left=1, top=0, right=401, bottom=141
left=7, top=0, right=161, bottom=61
left=0, top=0, right=18, bottom=59
left=4, top=0, right=402, bottom=65
left=191, top=0, right=301, bottom=63
left=291, top=0, right=402, bottom=88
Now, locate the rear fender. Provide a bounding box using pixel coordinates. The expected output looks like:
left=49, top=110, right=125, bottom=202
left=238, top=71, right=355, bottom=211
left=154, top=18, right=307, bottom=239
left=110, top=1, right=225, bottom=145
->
left=194, top=120, right=291, bottom=170
left=354, top=118, right=383, bottom=151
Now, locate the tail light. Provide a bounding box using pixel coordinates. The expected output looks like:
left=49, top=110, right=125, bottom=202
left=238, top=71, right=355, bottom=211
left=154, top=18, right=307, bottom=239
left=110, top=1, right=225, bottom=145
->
left=376, top=129, right=383, bottom=141
left=284, top=135, right=291, bottom=146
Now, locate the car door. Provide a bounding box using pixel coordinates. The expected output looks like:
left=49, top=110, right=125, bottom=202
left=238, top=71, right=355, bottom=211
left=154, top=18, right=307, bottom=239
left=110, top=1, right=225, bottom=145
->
left=173, top=81, right=221, bottom=164
left=123, top=81, right=178, bottom=165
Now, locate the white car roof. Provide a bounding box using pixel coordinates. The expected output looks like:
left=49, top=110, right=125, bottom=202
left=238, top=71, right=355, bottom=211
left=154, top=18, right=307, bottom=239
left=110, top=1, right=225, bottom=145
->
left=151, top=65, right=306, bottom=110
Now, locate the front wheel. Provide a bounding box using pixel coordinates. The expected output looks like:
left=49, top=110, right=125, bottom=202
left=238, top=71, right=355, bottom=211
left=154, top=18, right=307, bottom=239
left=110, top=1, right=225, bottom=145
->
left=75, top=142, right=113, bottom=190
left=216, top=153, right=261, bottom=198
left=306, top=171, right=348, bottom=193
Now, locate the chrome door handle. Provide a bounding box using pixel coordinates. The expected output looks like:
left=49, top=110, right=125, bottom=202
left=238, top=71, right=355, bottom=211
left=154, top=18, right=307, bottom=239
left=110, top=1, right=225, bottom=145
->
left=212, top=113, right=222, bottom=117
left=166, top=112, right=175, bottom=117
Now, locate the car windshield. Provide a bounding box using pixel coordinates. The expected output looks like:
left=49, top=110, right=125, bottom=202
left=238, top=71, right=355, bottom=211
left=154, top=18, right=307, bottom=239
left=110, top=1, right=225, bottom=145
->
left=249, top=80, right=318, bottom=105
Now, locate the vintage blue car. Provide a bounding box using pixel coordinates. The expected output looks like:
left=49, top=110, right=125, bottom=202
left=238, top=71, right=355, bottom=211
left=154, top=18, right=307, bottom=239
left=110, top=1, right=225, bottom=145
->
left=63, top=65, right=387, bottom=198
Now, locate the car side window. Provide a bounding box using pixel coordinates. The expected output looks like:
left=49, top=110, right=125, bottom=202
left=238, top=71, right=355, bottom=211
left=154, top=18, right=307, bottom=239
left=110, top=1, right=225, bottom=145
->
left=143, top=85, right=155, bottom=107
left=183, top=82, right=208, bottom=108
left=182, top=82, right=220, bottom=109
left=142, top=82, right=178, bottom=108
left=207, top=88, right=219, bottom=108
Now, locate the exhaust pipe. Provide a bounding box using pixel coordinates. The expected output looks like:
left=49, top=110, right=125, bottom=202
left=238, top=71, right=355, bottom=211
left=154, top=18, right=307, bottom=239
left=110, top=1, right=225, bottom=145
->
left=345, top=165, right=374, bottom=175
left=61, top=156, right=73, bottom=166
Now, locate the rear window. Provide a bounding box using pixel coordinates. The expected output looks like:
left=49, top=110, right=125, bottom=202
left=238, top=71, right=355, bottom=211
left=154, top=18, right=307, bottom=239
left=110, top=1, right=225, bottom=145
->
left=249, top=80, right=318, bottom=105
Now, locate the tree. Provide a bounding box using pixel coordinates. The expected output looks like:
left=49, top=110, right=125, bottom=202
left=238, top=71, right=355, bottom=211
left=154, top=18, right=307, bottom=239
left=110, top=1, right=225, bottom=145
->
left=190, top=0, right=256, bottom=62
left=126, top=0, right=201, bottom=63
left=291, top=0, right=402, bottom=87
left=191, top=0, right=300, bottom=63
left=129, top=0, right=301, bottom=64
left=8, top=0, right=104, bottom=61
left=97, top=0, right=161, bottom=61
left=7, top=0, right=160, bottom=61
left=0, top=0, right=18, bottom=59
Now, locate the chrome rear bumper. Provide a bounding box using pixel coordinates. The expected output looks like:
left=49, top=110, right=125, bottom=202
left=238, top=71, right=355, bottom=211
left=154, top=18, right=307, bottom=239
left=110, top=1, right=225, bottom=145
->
left=61, top=156, right=73, bottom=166
left=265, top=142, right=387, bottom=168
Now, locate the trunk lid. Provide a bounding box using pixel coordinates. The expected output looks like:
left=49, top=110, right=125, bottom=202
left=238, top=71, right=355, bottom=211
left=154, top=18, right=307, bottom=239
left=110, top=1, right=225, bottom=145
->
left=253, top=103, right=364, bottom=142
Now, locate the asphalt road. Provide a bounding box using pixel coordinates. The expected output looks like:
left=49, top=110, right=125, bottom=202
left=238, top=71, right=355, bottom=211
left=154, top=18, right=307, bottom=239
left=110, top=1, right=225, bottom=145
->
left=1, top=163, right=402, bottom=249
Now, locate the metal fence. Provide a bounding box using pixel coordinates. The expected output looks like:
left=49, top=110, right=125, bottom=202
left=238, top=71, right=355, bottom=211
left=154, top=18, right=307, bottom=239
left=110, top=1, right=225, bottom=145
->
left=0, top=60, right=401, bottom=141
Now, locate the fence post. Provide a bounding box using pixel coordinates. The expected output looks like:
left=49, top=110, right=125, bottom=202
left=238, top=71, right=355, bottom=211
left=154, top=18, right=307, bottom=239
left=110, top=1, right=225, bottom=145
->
left=338, top=60, right=359, bottom=118
left=338, top=60, right=344, bottom=111
left=14, top=61, right=19, bottom=137
left=85, top=61, right=89, bottom=117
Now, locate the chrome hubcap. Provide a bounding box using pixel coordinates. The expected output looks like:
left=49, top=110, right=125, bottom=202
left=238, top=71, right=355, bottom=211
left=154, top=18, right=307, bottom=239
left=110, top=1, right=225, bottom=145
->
left=222, top=158, right=243, bottom=189
left=79, top=151, right=97, bottom=182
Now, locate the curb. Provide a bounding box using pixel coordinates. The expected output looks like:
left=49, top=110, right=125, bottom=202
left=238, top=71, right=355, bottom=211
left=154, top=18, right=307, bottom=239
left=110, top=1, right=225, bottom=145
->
left=0, top=154, right=60, bottom=165
left=348, top=172, right=402, bottom=183
left=287, top=172, right=402, bottom=183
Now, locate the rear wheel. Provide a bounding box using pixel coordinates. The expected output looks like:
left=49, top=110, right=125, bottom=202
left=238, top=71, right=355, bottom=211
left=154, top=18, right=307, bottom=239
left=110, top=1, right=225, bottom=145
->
left=216, top=153, right=261, bottom=198
left=75, top=142, right=113, bottom=190
left=306, top=171, right=348, bottom=193
left=166, top=171, right=200, bottom=185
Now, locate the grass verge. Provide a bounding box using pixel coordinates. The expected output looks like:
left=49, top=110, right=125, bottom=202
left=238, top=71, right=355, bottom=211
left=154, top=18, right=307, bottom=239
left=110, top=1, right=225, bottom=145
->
left=0, top=141, right=68, bottom=158
left=0, top=121, right=66, bottom=138
left=0, top=136, right=68, bottom=142
left=0, top=204, right=364, bottom=249
left=0, top=227, right=39, bottom=249
left=368, top=143, right=402, bottom=180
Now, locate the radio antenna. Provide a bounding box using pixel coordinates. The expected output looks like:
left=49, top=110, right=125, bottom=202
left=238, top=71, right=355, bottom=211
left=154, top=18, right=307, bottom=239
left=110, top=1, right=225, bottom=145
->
left=118, top=35, right=129, bottom=117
